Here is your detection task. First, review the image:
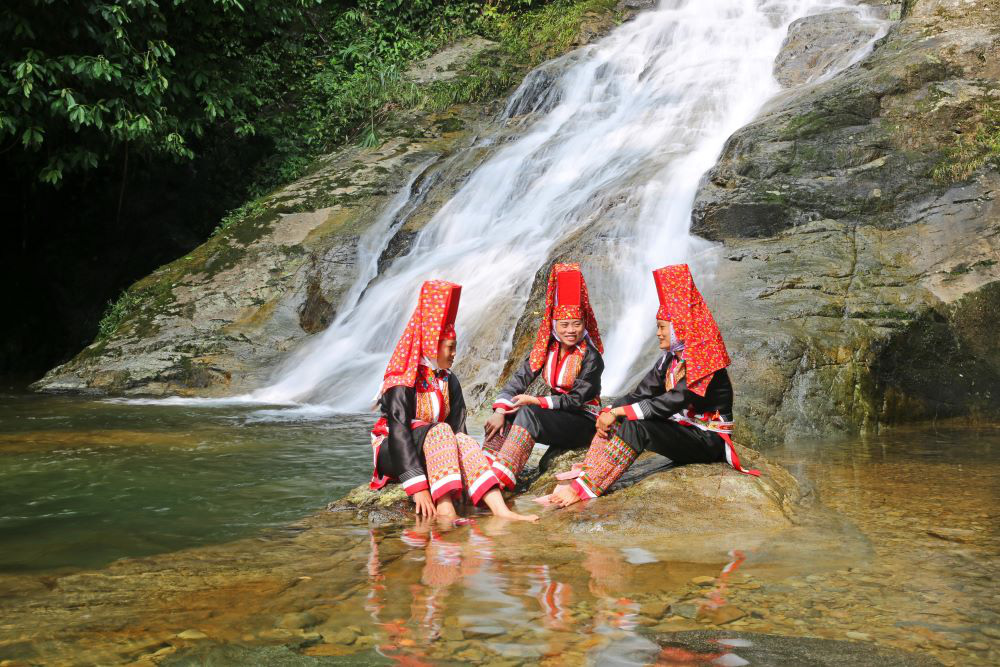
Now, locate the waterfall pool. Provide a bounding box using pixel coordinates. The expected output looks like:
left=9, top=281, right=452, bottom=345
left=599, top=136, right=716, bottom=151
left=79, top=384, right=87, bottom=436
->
left=0, top=393, right=371, bottom=573
left=0, top=393, right=996, bottom=665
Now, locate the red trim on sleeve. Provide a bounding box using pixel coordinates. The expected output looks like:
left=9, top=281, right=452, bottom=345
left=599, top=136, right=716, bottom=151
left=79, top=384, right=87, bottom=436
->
left=403, top=480, right=429, bottom=496
left=623, top=404, right=639, bottom=421
left=538, top=396, right=552, bottom=409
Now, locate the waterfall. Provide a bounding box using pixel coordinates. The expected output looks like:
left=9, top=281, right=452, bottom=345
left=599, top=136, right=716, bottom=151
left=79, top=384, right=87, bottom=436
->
left=253, top=0, right=886, bottom=410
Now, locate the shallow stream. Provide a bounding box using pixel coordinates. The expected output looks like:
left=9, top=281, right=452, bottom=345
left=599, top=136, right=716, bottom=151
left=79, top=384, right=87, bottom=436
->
left=0, top=395, right=996, bottom=666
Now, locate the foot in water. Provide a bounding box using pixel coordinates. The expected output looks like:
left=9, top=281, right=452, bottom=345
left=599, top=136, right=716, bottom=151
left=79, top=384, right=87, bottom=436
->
left=435, top=496, right=459, bottom=521
left=551, top=483, right=581, bottom=508
left=494, top=507, right=539, bottom=522
left=481, top=488, right=539, bottom=522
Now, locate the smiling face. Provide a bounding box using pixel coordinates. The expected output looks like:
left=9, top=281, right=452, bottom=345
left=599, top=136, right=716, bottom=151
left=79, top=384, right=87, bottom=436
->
left=554, top=319, right=585, bottom=346
left=437, top=338, right=457, bottom=370
left=656, top=319, right=673, bottom=350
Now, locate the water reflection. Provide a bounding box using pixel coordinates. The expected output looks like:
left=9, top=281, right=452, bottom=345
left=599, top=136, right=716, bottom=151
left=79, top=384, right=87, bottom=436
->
left=358, top=522, right=756, bottom=666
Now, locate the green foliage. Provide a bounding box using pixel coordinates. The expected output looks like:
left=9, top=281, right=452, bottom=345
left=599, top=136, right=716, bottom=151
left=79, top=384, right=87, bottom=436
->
left=212, top=198, right=268, bottom=237
left=3, top=0, right=615, bottom=203
left=2, top=0, right=321, bottom=186
left=932, top=97, right=1000, bottom=184
left=97, top=289, right=142, bottom=340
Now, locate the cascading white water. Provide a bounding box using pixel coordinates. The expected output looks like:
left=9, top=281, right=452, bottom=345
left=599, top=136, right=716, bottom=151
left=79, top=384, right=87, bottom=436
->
left=254, top=0, right=885, bottom=410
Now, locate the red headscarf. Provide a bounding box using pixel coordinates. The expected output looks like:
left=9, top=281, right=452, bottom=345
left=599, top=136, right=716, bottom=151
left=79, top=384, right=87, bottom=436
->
left=380, top=280, right=461, bottom=395
left=528, top=263, right=603, bottom=372
left=653, top=264, right=729, bottom=396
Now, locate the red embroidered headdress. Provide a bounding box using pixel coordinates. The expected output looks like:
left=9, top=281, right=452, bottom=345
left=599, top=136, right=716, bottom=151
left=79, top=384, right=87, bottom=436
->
left=528, top=263, right=603, bottom=372
left=653, top=264, right=729, bottom=396
left=380, top=280, right=461, bottom=395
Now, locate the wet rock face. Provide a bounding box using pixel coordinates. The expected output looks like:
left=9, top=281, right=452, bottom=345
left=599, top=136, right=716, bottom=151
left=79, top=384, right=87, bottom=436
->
left=773, top=9, right=884, bottom=87
left=690, top=0, right=1000, bottom=444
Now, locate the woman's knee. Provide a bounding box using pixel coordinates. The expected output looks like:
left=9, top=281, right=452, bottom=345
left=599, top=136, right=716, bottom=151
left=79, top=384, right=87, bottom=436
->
left=511, top=406, right=542, bottom=437
left=428, top=422, right=455, bottom=438
left=616, top=419, right=638, bottom=442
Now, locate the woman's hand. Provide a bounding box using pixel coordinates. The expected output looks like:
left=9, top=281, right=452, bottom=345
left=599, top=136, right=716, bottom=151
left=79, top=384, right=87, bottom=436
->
left=413, top=489, right=436, bottom=517
left=512, top=394, right=541, bottom=407
left=484, top=410, right=507, bottom=441
left=595, top=409, right=617, bottom=438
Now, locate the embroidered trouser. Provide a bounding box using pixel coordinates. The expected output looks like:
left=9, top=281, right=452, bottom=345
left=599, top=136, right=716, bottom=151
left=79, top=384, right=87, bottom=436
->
left=420, top=424, right=501, bottom=504
left=454, top=432, right=501, bottom=504
left=569, top=419, right=726, bottom=499
left=484, top=405, right=596, bottom=488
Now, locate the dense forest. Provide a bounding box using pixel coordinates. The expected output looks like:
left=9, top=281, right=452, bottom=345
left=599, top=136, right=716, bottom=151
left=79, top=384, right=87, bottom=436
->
left=0, top=0, right=598, bottom=382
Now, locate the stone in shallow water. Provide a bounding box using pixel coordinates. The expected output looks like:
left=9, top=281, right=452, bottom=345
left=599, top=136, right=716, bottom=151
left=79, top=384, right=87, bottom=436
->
left=698, top=605, right=747, bottom=625
left=277, top=611, right=319, bottom=630
left=162, top=642, right=387, bottom=665
left=650, top=631, right=944, bottom=667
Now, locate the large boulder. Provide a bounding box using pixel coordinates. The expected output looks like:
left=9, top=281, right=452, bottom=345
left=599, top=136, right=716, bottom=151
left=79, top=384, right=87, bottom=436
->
left=688, top=0, right=1000, bottom=445
left=333, top=443, right=812, bottom=547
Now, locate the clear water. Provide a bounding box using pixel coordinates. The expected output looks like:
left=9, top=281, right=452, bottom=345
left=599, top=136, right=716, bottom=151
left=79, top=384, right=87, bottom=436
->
left=0, top=412, right=996, bottom=666
left=0, top=393, right=372, bottom=572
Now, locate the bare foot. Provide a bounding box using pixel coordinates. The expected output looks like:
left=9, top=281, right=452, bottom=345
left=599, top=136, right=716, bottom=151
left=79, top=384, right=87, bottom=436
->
left=480, top=487, right=538, bottom=522
left=551, top=483, right=582, bottom=508
left=494, top=507, right=539, bottom=522
left=435, top=496, right=459, bottom=521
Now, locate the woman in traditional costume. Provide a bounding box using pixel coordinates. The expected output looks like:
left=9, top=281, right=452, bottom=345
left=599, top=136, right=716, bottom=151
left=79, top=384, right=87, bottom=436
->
left=483, top=263, right=605, bottom=489
left=371, top=280, right=537, bottom=521
left=548, top=264, right=759, bottom=507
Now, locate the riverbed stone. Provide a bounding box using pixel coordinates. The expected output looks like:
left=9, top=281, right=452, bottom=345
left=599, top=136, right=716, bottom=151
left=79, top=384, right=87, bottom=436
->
left=277, top=611, right=319, bottom=630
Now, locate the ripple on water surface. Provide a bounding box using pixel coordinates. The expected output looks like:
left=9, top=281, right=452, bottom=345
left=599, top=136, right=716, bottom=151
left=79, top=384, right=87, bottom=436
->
left=0, top=393, right=372, bottom=572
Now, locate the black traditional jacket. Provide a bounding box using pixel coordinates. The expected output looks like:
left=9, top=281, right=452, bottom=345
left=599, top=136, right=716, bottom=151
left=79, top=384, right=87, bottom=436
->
left=612, top=352, right=733, bottom=422
left=492, top=339, right=603, bottom=417
left=372, top=370, right=467, bottom=493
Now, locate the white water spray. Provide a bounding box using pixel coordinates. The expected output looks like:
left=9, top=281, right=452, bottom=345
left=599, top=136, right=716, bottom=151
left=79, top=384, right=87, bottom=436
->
left=254, top=0, right=885, bottom=410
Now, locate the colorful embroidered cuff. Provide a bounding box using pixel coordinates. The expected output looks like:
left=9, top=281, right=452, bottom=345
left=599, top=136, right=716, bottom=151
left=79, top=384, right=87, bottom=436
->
left=491, top=461, right=516, bottom=489
left=571, top=476, right=599, bottom=500
left=401, top=474, right=429, bottom=495
left=538, top=396, right=556, bottom=409
left=468, top=469, right=501, bottom=505
left=622, top=402, right=647, bottom=421
left=430, top=473, right=463, bottom=502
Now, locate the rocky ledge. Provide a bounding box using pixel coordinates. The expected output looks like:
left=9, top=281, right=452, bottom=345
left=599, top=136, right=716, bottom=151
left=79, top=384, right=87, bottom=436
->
left=690, top=0, right=1000, bottom=444
left=332, top=442, right=815, bottom=554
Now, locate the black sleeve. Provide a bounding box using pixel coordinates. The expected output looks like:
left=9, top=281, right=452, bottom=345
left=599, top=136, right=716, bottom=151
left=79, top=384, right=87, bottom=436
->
left=381, top=385, right=426, bottom=483
left=613, top=356, right=666, bottom=407
left=548, top=347, right=603, bottom=411
left=626, top=377, right=689, bottom=421
left=445, top=373, right=468, bottom=435
left=494, top=357, right=541, bottom=408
